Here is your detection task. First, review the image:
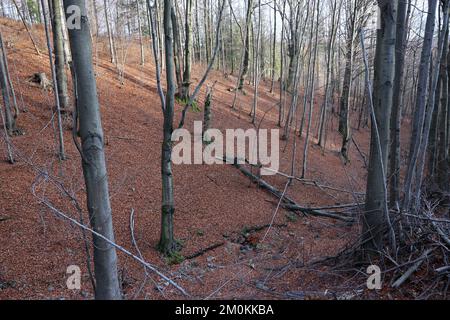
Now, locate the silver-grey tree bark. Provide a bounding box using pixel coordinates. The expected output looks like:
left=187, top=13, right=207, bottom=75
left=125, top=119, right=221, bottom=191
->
left=363, top=0, right=398, bottom=254
left=338, top=0, right=358, bottom=163
left=180, top=0, right=192, bottom=100
left=41, top=0, right=65, bottom=160
left=0, top=33, right=15, bottom=135
left=402, top=0, right=438, bottom=212
left=50, top=0, right=69, bottom=111
left=136, top=0, right=145, bottom=66
left=389, top=0, right=410, bottom=209
left=238, top=0, right=253, bottom=91
left=159, top=0, right=176, bottom=255
left=104, top=0, right=117, bottom=65
left=437, top=29, right=449, bottom=192
left=413, top=0, right=450, bottom=209
left=63, top=0, right=122, bottom=299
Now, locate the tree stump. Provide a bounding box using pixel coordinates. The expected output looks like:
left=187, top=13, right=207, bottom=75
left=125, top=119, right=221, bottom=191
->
left=28, top=72, right=52, bottom=90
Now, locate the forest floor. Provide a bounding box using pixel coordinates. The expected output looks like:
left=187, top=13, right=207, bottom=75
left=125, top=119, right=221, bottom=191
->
left=0, top=18, right=414, bottom=300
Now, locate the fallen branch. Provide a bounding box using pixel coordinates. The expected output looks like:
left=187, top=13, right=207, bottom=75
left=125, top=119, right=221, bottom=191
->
left=431, top=220, right=450, bottom=248
left=231, top=161, right=354, bottom=223
left=283, top=204, right=354, bottom=223
left=232, top=161, right=297, bottom=206
left=392, top=249, right=433, bottom=289
left=186, top=242, right=225, bottom=260
left=242, top=223, right=287, bottom=234
left=352, top=136, right=368, bottom=167
left=35, top=195, right=189, bottom=296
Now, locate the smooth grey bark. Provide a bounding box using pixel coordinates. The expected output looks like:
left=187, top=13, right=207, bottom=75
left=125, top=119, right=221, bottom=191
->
left=63, top=0, right=122, bottom=300
left=0, top=31, right=17, bottom=140
left=250, top=0, right=261, bottom=124
left=178, top=0, right=226, bottom=129
left=317, top=0, right=340, bottom=148
left=104, top=0, right=116, bottom=65
left=238, top=0, right=253, bottom=91
left=180, top=0, right=192, bottom=100
left=402, top=0, right=438, bottom=212
left=171, top=6, right=183, bottom=96
left=285, top=2, right=301, bottom=91
left=301, top=0, right=320, bottom=179
left=50, top=0, right=69, bottom=111
left=194, top=0, right=201, bottom=62
left=270, top=0, right=276, bottom=93
left=147, top=0, right=165, bottom=110
left=389, top=0, right=410, bottom=209
left=203, top=0, right=211, bottom=62
left=282, top=2, right=309, bottom=141
left=338, top=0, right=358, bottom=163
left=0, top=33, right=15, bottom=135
left=413, top=0, right=450, bottom=209
left=437, top=31, right=449, bottom=192
left=0, top=98, right=14, bottom=163
left=159, top=0, right=176, bottom=255
left=41, top=0, right=65, bottom=160
left=363, top=0, right=398, bottom=254
left=0, top=31, right=19, bottom=118
left=278, top=0, right=286, bottom=127
left=202, top=83, right=214, bottom=142
left=136, top=0, right=145, bottom=66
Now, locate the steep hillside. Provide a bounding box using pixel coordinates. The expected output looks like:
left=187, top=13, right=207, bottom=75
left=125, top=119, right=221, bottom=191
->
left=0, top=18, right=392, bottom=300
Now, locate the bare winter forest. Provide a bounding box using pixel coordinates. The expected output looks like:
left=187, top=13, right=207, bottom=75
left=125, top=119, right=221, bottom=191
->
left=0, top=0, right=449, bottom=302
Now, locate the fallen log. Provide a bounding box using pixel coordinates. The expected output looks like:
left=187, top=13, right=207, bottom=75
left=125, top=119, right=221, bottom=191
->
left=283, top=204, right=354, bottom=223
left=232, top=161, right=297, bottom=206
left=231, top=161, right=355, bottom=223
left=186, top=242, right=225, bottom=260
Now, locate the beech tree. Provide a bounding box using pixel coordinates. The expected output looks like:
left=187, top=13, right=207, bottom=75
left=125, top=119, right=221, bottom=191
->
left=159, top=0, right=177, bottom=254
left=63, top=0, right=122, bottom=299
left=363, top=0, right=398, bottom=254
left=50, top=0, right=69, bottom=111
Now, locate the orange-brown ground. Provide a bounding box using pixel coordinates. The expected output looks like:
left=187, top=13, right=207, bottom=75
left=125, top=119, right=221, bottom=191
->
left=0, top=18, right=412, bottom=300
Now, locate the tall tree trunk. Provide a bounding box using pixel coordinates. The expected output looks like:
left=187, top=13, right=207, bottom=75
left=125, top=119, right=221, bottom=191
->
left=402, top=0, right=438, bottom=211
left=338, top=0, right=357, bottom=163
left=180, top=0, right=192, bottom=99
left=50, top=0, right=69, bottom=111
left=0, top=33, right=15, bottom=135
left=278, top=0, right=286, bottom=126
left=63, top=0, right=122, bottom=300
left=437, top=30, right=450, bottom=192
left=413, top=0, right=450, bottom=209
left=389, top=0, right=410, bottom=209
left=285, top=7, right=299, bottom=92
left=171, top=6, right=183, bottom=97
left=203, top=0, right=211, bottom=62
left=104, top=0, right=117, bottom=65
left=301, top=0, right=320, bottom=178
left=363, top=0, right=398, bottom=254
left=270, top=0, right=276, bottom=93
left=318, top=0, right=340, bottom=148
left=238, top=0, right=253, bottom=90
left=250, top=0, right=261, bottom=124
left=41, top=0, right=65, bottom=160
left=137, top=0, right=145, bottom=66
left=159, top=0, right=176, bottom=255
